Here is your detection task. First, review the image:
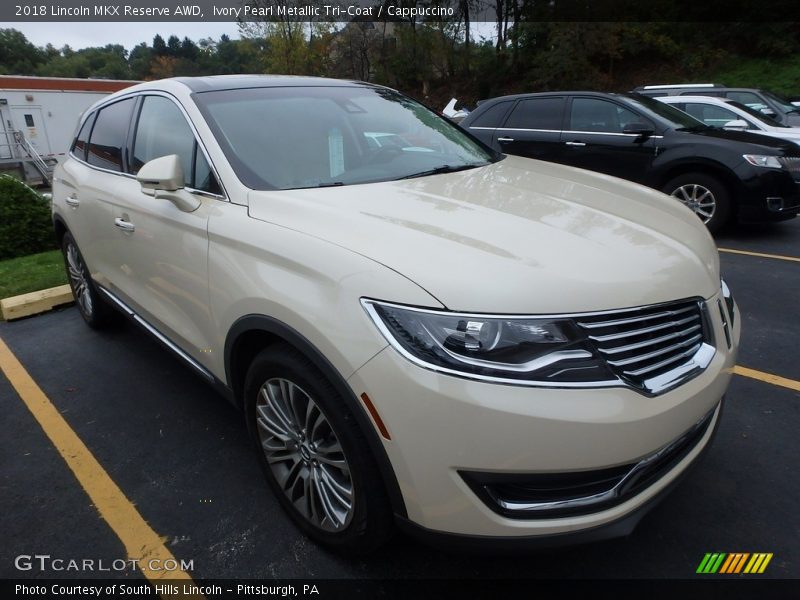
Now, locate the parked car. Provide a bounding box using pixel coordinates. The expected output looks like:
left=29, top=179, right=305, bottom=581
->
left=656, top=95, right=800, bottom=145
left=460, top=91, right=800, bottom=232
left=442, top=98, right=470, bottom=123
left=633, top=84, right=800, bottom=127
left=53, top=76, right=739, bottom=553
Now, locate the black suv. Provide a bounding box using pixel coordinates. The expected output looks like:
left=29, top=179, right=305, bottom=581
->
left=460, top=92, right=800, bottom=232
left=633, top=84, right=800, bottom=127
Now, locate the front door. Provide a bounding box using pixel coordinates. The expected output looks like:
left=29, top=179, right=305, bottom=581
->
left=560, top=97, right=656, bottom=185
left=104, top=94, right=219, bottom=368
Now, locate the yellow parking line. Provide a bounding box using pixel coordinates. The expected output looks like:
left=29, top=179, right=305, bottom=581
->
left=0, top=336, right=200, bottom=597
left=718, top=247, right=800, bottom=263
left=734, top=365, right=800, bottom=392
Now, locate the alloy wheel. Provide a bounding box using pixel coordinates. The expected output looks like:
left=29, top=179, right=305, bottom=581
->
left=255, top=377, right=354, bottom=532
left=670, top=183, right=716, bottom=223
left=66, top=242, right=93, bottom=317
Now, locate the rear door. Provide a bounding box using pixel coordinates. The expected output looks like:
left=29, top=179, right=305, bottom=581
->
left=10, top=106, right=51, bottom=155
left=560, top=96, right=657, bottom=184
left=493, top=96, right=566, bottom=162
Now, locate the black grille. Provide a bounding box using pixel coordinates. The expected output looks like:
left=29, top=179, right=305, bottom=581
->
left=779, top=156, right=800, bottom=181
left=575, top=299, right=708, bottom=390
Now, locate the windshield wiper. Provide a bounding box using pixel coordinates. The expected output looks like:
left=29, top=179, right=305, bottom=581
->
left=396, top=163, right=486, bottom=180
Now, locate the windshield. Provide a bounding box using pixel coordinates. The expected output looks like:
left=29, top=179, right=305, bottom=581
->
left=623, top=93, right=708, bottom=130
left=727, top=100, right=789, bottom=128
left=762, top=90, right=799, bottom=114
left=194, top=86, right=497, bottom=190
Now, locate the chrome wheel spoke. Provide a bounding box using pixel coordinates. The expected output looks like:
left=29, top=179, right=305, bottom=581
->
left=255, top=377, right=355, bottom=532
left=66, top=243, right=93, bottom=317
left=671, top=184, right=715, bottom=223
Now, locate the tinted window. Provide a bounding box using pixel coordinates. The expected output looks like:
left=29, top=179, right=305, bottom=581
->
left=24, top=114, right=34, bottom=127
left=682, top=103, right=749, bottom=128
left=132, top=96, right=194, bottom=185
left=725, top=91, right=766, bottom=110
left=87, top=98, right=135, bottom=172
left=72, top=112, right=96, bottom=161
left=470, top=102, right=512, bottom=128
left=504, top=98, right=564, bottom=130
left=569, top=98, right=643, bottom=133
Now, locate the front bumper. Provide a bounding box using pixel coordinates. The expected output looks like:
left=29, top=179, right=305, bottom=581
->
left=347, top=290, right=739, bottom=540
left=736, top=168, right=800, bottom=223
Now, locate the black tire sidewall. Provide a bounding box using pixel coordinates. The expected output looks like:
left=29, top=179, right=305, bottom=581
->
left=662, top=173, right=731, bottom=234
left=244, top=345, right=392, bottom=553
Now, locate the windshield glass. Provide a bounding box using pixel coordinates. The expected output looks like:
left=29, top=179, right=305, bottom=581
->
left=762, top=90, right=798, bottom=114
left=624, top=93, right=708, bottom=129
left=194, top=86, right=496, bottom=190
left=727, top=100, right=788, bottom=128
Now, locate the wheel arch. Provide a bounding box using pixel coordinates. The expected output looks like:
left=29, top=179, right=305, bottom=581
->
left=224, top=314, right=408, bottom=519
left=53, top=213, right=69, bottom=244
left=657, top=161, right=740, bottom=216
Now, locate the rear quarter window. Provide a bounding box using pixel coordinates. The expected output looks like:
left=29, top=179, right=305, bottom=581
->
left=469, top=102, right=513, bottom=128
left=71, top=112, right=96, bottom=161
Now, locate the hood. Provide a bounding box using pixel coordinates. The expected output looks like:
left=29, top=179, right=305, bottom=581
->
left=247, top=156, right=720, bottom=314
left=687, top=127, right=800, bottom=154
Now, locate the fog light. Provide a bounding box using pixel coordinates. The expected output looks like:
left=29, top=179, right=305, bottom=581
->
left=766, top=197, right=784, bottom=211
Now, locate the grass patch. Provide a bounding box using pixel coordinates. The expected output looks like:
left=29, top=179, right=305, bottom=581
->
left=0, top=250, right=68, bottom=300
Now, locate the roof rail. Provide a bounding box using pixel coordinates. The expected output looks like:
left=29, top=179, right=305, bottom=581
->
left=639, top=83, right=725, bottom=90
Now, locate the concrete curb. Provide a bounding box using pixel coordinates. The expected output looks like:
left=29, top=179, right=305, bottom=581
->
left=1, top=284, right=74, bottom=321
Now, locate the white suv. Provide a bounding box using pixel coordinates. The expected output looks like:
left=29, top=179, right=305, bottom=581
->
left=53, top=76, right=739, bottom=553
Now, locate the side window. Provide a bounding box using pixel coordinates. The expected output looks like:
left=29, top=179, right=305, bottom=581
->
left=131, top=96, right=194, bottom=184
left=132, top=95, right=221, bottom=194
left=725, top=91, right=766, bottom=110
left=193, top=149, right=222, bottom=195
left=684, top=103, right=744, bottom=128
left=87, top=99, right=135, bottom=172
left=569, top=98, right=644, bottom=133
left=71, top=112, right=96, bottom=161
left=470, top=102, right=512, bottom=128
left=504, top=98, right=564, bottom=130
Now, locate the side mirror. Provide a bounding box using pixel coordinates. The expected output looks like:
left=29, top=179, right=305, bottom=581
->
left=723, top=119, right=748, bottom=131
left=136, top=154, right=200, bottom=212
left=622, top=123, right=655, bottom=138
left=761, top=108, right=777, bottom=118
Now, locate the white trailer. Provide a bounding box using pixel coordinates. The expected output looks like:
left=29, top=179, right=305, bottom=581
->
left=0, top=75, right=137, bottom=185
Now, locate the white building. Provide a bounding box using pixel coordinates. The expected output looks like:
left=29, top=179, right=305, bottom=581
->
left=0, top=75, right=137, bottom=185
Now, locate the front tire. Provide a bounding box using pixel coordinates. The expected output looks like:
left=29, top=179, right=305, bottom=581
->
left=662, top=172, right=731, bottom=233
left=61, top=232, right=115, bottom=329
left=244, top=344, right=393, bottom=553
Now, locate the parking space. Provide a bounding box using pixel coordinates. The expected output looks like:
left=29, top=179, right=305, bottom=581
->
left=1, top=219, right=799, bottom=583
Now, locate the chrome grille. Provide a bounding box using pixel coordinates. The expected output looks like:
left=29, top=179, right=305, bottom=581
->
left=779, top=156, right=800, bottom=180
left=576, top=299, right=709, bottom=392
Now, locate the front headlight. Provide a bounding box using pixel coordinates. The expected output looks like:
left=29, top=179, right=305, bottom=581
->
left=743, top=154, right=782, bottom=168
left=362, top=299, right=616, bottom=385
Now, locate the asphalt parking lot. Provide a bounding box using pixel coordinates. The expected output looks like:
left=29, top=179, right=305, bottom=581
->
left=1, top=219, right=798, bottom=589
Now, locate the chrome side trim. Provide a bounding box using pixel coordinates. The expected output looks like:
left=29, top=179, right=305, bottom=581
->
left=97, top=286, right=214, bottom=382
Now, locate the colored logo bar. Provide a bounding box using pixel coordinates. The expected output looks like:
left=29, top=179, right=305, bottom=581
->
left=697, top=552, right=773, bottom=574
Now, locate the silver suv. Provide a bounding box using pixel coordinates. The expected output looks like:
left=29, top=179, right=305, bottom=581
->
left=53, top=76, right=739, bottom=553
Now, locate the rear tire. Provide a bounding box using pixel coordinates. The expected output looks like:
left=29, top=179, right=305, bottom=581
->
left=661, top=173, right=731, bottom=234
left=61, top=232, right=115, bottom=329
left=244, top=344, right=394, bottom=554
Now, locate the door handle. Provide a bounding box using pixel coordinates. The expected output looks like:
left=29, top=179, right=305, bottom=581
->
left=65, top=194, right=80, bottom=208
left=497, top=137, right=515, bottom=143
left=565, top=141, right=586, bottom=147
left=114, top=218, right=135, bottom=233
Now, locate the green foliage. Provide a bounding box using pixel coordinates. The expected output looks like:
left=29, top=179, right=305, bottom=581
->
left=0, top=250, right=66, bottom=300
left=0, top=176, right=57, bottom=260
left=710, top=57, right=800, bottom=98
